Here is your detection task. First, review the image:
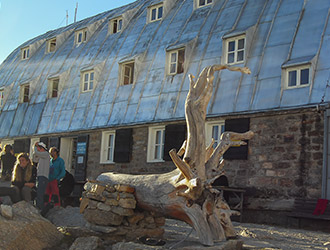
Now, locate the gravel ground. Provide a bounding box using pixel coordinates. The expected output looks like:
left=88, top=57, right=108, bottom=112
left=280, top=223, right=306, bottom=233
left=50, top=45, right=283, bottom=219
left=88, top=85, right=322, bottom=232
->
left=164, top=219, right=330, bottom=250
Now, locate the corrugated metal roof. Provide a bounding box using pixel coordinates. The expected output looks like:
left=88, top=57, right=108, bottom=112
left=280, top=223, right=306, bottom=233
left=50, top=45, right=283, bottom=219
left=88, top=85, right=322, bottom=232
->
left=0, top=0, right=329, bottom=139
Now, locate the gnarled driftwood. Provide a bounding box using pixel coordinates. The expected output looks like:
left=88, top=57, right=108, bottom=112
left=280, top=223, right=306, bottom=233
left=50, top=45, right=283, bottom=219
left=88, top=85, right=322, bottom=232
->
left=98, top=65, right=253, bottom=246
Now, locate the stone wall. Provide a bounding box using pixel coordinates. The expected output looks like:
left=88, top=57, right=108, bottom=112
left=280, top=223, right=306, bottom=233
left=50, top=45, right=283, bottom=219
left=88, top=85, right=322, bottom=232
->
left=86, top=126, right=175, bottom=180
left=224, top=108, right=324, bottom=211
left=86, top=108, right=325, bottom=213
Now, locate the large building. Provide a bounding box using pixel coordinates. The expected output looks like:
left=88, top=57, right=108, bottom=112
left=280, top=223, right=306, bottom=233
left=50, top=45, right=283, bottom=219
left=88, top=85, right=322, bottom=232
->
left=0, top=0, right=330, bottom=224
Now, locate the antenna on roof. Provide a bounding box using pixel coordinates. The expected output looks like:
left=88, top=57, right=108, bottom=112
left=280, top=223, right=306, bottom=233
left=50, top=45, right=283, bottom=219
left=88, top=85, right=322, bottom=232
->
left=66, top=10, right=69, bottom=26
left=74, top=3, right=78, bottom=23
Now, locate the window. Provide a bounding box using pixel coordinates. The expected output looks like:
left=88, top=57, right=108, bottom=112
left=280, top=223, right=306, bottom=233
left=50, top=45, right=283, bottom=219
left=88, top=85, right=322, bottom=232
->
left=286, top=66, right=310, bottom=88
left=0, top=89, right=4, bottom=108
left=75, top=28, right=87, bottom=45
left=147, top=126, right=165, bottom=162
left=120, top=62, right=134, bottom=85
left=100, top=131, right=115, bottom=163
left=225, top=36, right=245, bottom=64
left=197, top=0, right=213, bottom=8
left=81, top=70, right=94, bottom=92
left=47, top=38, right=57, bottom=53
left=168, top=49, right=185, bottom=75
left=109, top=17, right=123, bottom=34
left=21, top=47, right=30, bottom=60
left=149, top=3, right=163, bottom=22
left=49, top=78, right=59, bottom=98
left=20, top=84, right=30, bottom=103
left=205, top=121, right=225, bottom=149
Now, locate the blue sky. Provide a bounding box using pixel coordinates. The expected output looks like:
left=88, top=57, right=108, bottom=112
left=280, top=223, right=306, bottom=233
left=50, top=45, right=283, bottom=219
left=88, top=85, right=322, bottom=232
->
left=0, top=0, right=136, bottom=64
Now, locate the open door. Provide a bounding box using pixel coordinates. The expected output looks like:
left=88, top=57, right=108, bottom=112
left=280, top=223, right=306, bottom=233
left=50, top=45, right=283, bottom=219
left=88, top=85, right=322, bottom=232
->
left=323, top=110, right=330, bottom=199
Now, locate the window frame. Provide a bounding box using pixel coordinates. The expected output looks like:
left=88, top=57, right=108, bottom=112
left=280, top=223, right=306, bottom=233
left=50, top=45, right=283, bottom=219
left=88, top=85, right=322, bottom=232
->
left=285, top=65, right=310, bottom=89
left=47, top=38, right=57, bottom=53
left=167, top=48, right=185, bottom=75
left=120, top=61, right=135, bottom=85
left=196, top=0, right=213, bottom=8
left=20, top=83, right=30, bottom=103
left=100, top=131, right=116, bottom=164
left=81, top=70, right=95, bottom=92
left=205, top=121, right=225, bottom=149
left=75, top=28, right=87, bottom=45
left=109, top=17, right=123, bottom=34
left=21, top=46, right=30, bottom=60
left=0, top=89, right=4, bottom=108
left=48, top=78, right=59, bottom=98
left=147, top=126, right=165, bottom=162
left=224, top=35, right=246, bottom=65
left=148, top=3, right=163, bottom=23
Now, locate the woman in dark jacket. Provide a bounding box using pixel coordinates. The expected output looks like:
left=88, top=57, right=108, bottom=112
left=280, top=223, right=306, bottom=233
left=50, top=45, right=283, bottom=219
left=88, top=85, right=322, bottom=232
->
left=0, top=144, right=16, bottom=181
left=11, top=153, right=37, bottom=202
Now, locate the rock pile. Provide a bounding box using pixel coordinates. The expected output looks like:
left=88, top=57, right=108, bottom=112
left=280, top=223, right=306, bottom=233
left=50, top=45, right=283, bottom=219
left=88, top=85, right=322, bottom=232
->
left=80, top=180, right=165, bottom=242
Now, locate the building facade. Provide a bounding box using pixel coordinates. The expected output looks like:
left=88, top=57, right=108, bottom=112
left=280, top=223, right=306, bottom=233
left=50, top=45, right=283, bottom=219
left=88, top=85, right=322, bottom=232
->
left=0, top=0, right=330, bottom=223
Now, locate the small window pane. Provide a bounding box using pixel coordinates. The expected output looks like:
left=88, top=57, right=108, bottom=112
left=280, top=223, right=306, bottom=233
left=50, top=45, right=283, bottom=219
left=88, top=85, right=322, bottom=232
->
left=177, top=50, right=185, bottom=74
left=228, top=53, right=234, bottom=63
left=84, top=82, right=88, bottom=91
left=238, top=39, right=245, bottom=49
left=288, top=71, right=297, bottom=87
left=151, top=8, right=157, bottom=20
left=155, top=130, right=162, bottom=144
left=90, top=72, right=94, bottom=81
left=237, top=51, right=244, bottom=61
left=84, top=73, right=89, bottom=82
left=78, top=33, right=82, bottom=43
left=207, top=0, right=213, bottom=3
left=158, top=6, right=163, bottom=19
left=118, top=19, right=122, bottom=31
left=228, top=41, right=235, bottom=52
left=199, top=0, right=206, bottom=6
left=170, top=52, right=177, bottom=63
left=300, top=69, right=309, bottom=85
left=170, top=64, right=176, bottom=74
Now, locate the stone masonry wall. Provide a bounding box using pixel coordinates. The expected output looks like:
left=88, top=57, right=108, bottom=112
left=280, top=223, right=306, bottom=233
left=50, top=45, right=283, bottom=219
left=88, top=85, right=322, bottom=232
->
left=224, top=108, right=324, bottom=211
left=87, top=125, right=175, bottom=180
left=86, top=108, right=324, bottom=212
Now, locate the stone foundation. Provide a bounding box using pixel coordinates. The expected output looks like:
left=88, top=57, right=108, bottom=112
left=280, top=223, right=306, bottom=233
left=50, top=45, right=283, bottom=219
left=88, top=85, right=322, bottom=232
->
left=80, top=181, right=165, bottom=242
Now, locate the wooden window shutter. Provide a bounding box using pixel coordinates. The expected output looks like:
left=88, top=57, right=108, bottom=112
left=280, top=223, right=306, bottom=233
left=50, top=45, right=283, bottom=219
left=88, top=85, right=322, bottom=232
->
left=164, top=124, right=186, bottom=161
left=13, top=138, right=31, bottom=154
left=114, top=128, right=132, bottom=163
left=223, top=118, right=250, bottom=160
left=49, top=137, right=60, bottom=150
left=40, top=137, right=49, bottom=148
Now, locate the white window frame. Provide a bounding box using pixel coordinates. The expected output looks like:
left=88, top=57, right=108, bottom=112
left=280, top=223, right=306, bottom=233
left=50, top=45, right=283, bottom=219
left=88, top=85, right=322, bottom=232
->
left=148, top=3, right=163, bottom=22
left=75, top=28, right=87, bottom=45
left=120, top=61, right=135, bottom=85
left=147, top=126, right=165, bottom=162
left=285, top=65, right=310, bottom=89
left=21, top=46, right=30, bottom=60
left=196, top=0, right=213, bottom=8
left=224, top=35, right=245, bottom=65
left=109, top=17, right=123, bottom=34
left=100, top=131, right=116, bottom=163
left=48, top=78, right=59, bottom=98
left=81, top=70, right=95, bottom=92
left=167, top=48, right=185, bottom=75
left=205, top=121, right=225, bottom=149
left=20, top=83, right=30, bottom=103
left=0, top=89, right=4, bottom=108
left=0, top=140, right=14, bottom=151
left=47, top=38, right=57, bottom=53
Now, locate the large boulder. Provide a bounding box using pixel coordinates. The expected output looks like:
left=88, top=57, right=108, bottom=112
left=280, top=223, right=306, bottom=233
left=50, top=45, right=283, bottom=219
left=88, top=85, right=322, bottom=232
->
left=0, top=201, right=63, bottom=250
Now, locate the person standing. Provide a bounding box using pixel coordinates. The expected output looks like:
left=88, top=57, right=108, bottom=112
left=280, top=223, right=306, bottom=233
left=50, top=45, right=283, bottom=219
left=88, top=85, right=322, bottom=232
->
left=46, top=147, right=66, bottom=206
left=11, top=153, right=37, bottom=202
left=0, top=144, right=16, bottom=181
left=33, top=142, right=50, bottom=210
